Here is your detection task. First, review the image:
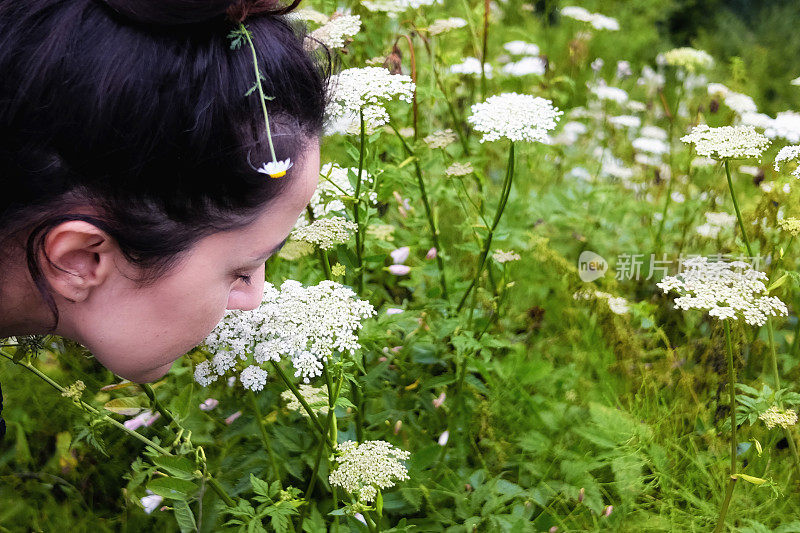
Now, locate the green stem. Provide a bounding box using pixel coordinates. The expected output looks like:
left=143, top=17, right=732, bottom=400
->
left=320, top=249, right=333, bottom=281
left=354, top=109, right=366, bottom=295
left=479, top=0, right=489, bottom=101
left=389, top=121, right=449, bottom=300
left=724, top=159, right=753, bottom=258
left=242, top=23, right=278, bottom=164
left=714, top=320, right=738, bottom=532
left=247, top=390, right=281, bottom=483
left=142, top=384, right=179, bottom=428
left=457, top=142, right=515, bottom=312
left=269, top=361, right=327, bottom=441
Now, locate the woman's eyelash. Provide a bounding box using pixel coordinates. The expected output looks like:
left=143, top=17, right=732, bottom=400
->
left=237, top=274, right=252, bottom=285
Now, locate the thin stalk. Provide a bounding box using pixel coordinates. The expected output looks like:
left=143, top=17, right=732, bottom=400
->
left=714, top=320, right=738, bottom=532
left=242, top=24, right=278, bottom=164
left=354, top=109, right=366, bottom=294
left=319, top=249, right=333, bottom=280
left=479, top=0, right=490, bottom=101
left=269, top=361, right=326, bottom=440
left=457, top=142, right=515, bottom=312
left=389, top=121, right=449, bottom=300
left=142, top=384, right=179, bottom=428
left=395, top=34, right=419, bottom=140
left=724, top=159, right=753, bottom=258
left=247, top=390, right=281, bottom=483
left=0, top=350, right=236, bottom=506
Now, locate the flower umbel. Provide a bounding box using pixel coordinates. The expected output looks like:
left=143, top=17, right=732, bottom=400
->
left=680, top=124, right=770, bottom=160
left=774, top=145, right=800, bottom=178
left=291, top=216, right=358, bottom=250
left=328, top=440, right=411, bottom=503
left=759, top=405, right=798, bottom=429
left=656, top=256, right=788, bottom=326
left=467, top=92, right=562, bottom=143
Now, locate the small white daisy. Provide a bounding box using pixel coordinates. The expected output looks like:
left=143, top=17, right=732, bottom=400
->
left=257, top=158, right=293, bottom=178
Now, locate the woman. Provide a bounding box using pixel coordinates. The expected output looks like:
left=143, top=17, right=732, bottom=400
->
left=0, top=0, right=330, bottom=436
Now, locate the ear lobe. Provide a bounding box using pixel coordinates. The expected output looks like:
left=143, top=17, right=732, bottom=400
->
left=41, top=221, right=118, bottom=302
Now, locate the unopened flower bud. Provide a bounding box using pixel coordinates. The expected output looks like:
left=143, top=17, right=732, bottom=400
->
left=199, top=398, right=219, bottom=411
left=394, top=420, right=402, bottom=434
left=390, top=246, right=410, bottom=264
left=603, top=505, right=613, bottom=517
left=549, top=527, right=559, bottom=533
left=388, top=264, right=411, bottom=275
left=426, top=247, right=437, bottom=259
left=225, top=411, right=242, bottom=425
left=438, top=430, right=449, bottom=446
left=578, top=487, right=585, bottom=503
left=433, top=392, right=446, bottom=408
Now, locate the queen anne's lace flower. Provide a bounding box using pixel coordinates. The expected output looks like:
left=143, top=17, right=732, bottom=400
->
left=198, top=280, right=375, bottom=385
left=503, top=40, right=539, bottom=56
left=307, top=14, right=361, bottom=50
left=662, top=47, right=714, bottom=73
left=291, top=216, right=358, bottom=250
left=657, top=256, right=788, bottom=326
left=778, top=217, right=800, bottom=236
left=467, top=93, right=562, bottom=143
left=328, top=440, right=411, bottom=503
left=724, top=92, right=757, bottom=115
left=445, top=162, right=473, bottom=177
left=325, top=67, right=415, bottom=134
left=426, top=17, right=466, bottom=35
left=423, top=129, right=457, bottom=149
left=696, top=211, right=736, bottom=239
left=759, top=405, right=798, bottom=429
left=492, top=249, right=521, bottom=263
left=450, top=57, right=492, bottom=78
left=680, top=124, right=770, bottom=159
left=560, top=6, right=619, bottom=30
left=501, top=56, right=546, bottom=77
left=774, top=145, right=800, bottom=178
left=589, top=84, right=628, bottom=103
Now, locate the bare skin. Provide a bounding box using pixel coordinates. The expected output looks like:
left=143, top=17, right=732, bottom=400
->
left=0, top=138, right=320, bottom=383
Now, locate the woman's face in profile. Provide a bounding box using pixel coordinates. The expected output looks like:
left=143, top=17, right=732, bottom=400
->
left=59, top=140, right=321, bottom=383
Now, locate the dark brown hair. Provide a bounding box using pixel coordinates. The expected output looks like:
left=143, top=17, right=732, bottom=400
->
left=0, top=0, right=331, bottom=327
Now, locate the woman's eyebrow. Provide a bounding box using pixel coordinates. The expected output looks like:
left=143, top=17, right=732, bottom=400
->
left=250, top=237, right=289, bottom=262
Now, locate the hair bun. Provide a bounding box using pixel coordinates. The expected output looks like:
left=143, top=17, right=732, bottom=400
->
left=101, top=0, right=294, bottom=26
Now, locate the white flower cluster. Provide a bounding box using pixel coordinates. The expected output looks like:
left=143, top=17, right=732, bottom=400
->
left=503, top=40, right=539, bottom=56
left=778, top=217, right=800, bottom=236
left=662, top=47, right=714, bottom=73
left=743, top=111, right=800, bottom=144
left=492, top=249, right=521, bottom=263
left=774, top=145, right=800, bottom=178
left=450, top=57, right=492, bottom=78
left=362, top=0, right=437, bottom=15
left=307, top=14, right=361, bottom=50
left=291, top=216, right=358, bottom=250
left=467, top=92, right=562, bottom=143
left=426, top=17, right=466, bottom=36
left=680, top=124, right=770, bottom=159
left=656, top=256, right=788, bottom=326
left=723, top=92, right=757, bottom=115
left=445, top=162, right=473, bottom=177
left=195, top=280, right=376, bottom=387
left=423, top=129, right=457, bottom=149
left=759, top=405, right=798, bottom=429
left=310, top=163, right=376, bottom=218
left=502, top=56, right=546, bottom=77
left=573, top=290, right=630, bottom=315
left=696, top=211, right=736, bottom=239
left=328, top=440, right=411, bottom=503
left=325, top=67, right=415, bottom=134
left=560, top=6, right=619, bottom=30
left=589, top=84, right=628, bottom=104
left=281, top=384, right=329, bottom=416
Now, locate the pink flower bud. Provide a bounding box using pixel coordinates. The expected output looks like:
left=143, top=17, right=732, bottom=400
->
left=124, top=410, right=155, bottom=431
left=378, top=356, right=388, bottom=362
left=225, top=410, right=242, bottom=425
left=391, top=346, right=402, bottom=353
left=394, top=420, right=403, bottom=434
left=433, top=392, right=446, bottom=408
left=386, top=307, right=404, bottom=315
left=390, top=246, right=410, bottom=264
left=578, top=487, right=585, bottom=503
left=438, top=430, right=449, bottom=446
left=549, top=527, right=559, bottom=533
left=199, top=398, right=219, bottom=411
left=144, top=412, right=161, bottom=427
left=426, top=247, right=437, bottom=259
left=388, top=264, right=411, bottom=276
left=603, top=505, right=613, bottom=517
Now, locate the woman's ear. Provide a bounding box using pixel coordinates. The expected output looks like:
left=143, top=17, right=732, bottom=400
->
left=41, top=221, right=118, bottom=302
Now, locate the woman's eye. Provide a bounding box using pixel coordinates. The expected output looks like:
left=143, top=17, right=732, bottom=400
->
left=237, top=274, right=252, bottom=286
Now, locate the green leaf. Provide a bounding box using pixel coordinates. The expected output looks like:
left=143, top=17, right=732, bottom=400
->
left=768, top=273, right=789, bottom=292
left=146, top=477, right=198, bottom=501
left=104, top=396, right=148, bottom=416
left=734, top=473, right=767, bottom=485
left=153, top=456, right=196, bottom=480
left=173, top=500, right=198, bottom=532
left=250, top=473, right=272, bottom=499
left=376, top=490, right=384, bottom=518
